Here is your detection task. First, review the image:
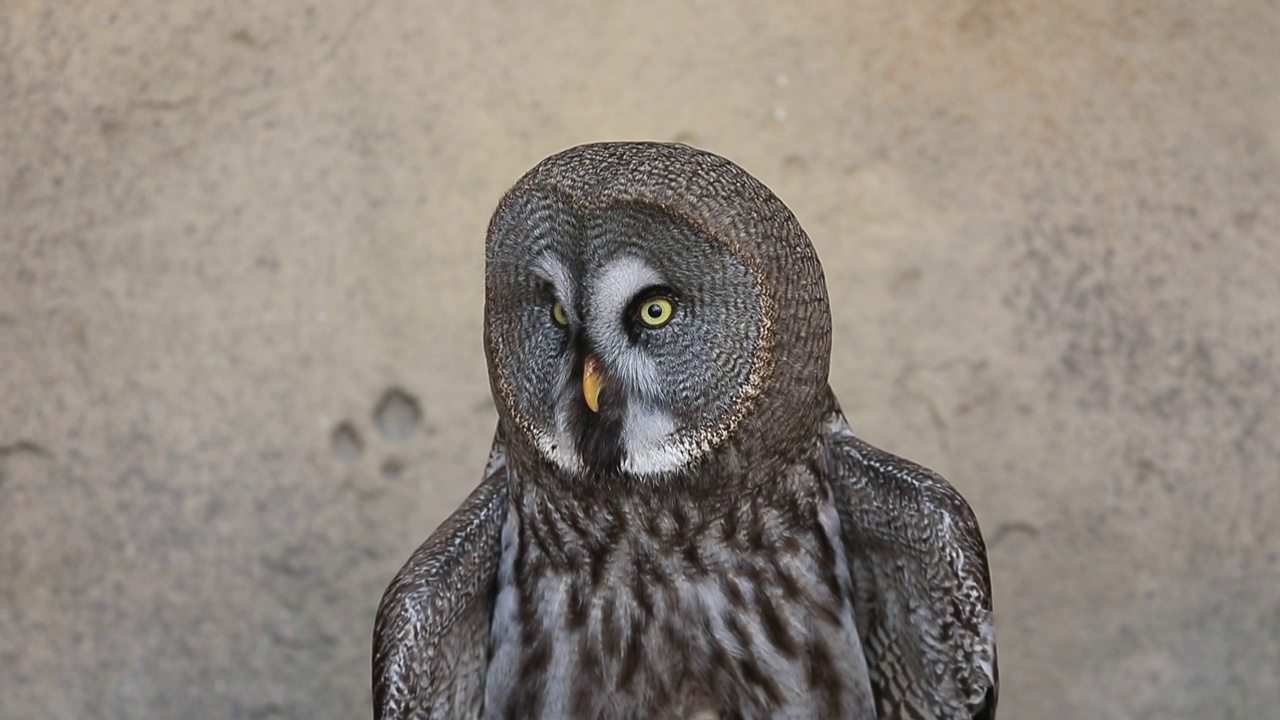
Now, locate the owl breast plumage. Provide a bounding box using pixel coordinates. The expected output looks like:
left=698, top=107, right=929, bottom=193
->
left=373, top=142, right=998, bottom=719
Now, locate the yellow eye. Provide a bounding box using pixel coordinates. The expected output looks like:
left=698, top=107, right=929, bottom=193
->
left=637, top=297, right=675, bottom=327
left=551, top=301, right=569, bottom=326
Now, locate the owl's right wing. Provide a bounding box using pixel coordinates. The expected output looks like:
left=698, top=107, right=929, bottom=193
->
left=372, top=431, right=510, bottom=720
left=822, top=397, right=998, bottom=720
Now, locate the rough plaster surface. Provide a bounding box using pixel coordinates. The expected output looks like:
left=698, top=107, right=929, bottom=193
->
left=2, top=1, right=1278, bottom=718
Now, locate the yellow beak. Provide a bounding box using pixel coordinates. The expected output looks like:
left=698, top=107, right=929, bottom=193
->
left=582, top=354, right=605, bottom=413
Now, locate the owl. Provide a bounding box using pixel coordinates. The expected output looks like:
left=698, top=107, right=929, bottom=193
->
left=373, top=142, right=997, bottom=719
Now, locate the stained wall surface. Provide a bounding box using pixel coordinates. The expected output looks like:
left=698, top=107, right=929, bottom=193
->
left=2, top=2, right=1278, bottom=718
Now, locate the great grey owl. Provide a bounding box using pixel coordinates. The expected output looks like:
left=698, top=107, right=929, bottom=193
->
left=373, top=142, right=997, bottom=719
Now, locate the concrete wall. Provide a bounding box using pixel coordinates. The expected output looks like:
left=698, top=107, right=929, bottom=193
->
left=3, top=1, right=1277, bottom=718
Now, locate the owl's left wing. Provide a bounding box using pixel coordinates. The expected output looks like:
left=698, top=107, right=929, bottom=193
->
left=372, top=431, right=510, bottom=720
left=823, top=398, right=998, bottom=720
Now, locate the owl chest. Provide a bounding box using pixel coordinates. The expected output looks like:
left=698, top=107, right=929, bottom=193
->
left=481, top=503, right=877, bottom=719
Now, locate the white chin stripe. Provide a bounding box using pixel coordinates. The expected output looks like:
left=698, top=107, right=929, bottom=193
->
left=621, top=442, right=695, bottom=477
left=536, top=430, right=584, bottom=474
left=621, top=406, right=695, bottom=477
left=621, top=404, right=676, bottom=467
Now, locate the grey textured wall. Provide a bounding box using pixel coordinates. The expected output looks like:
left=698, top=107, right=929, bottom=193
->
left=2, top=2, right=1278, bottom=718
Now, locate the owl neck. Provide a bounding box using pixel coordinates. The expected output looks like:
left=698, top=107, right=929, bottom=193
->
left=505, top=425, right=832, bottom=529
left=511, top=449, right=834, bottom=567
left=500, top=384, right=840, bottom=510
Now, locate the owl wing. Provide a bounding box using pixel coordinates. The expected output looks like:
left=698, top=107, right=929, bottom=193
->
left=823, top=398, right=998, bottom=720
left=372, top=431, right=510, bottom=720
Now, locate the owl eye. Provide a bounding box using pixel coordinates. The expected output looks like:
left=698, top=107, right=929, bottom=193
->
left=636, top=297, right=675, bottom=327
left=551, top=301, right=569, bottom=326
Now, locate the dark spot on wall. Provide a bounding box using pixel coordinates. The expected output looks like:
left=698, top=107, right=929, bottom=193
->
left=230, top=29, right=259, bottom=48
left=987, top=521, right=1040, bottom=548
left=255, top=253, right=280, bottom=272
left=889, top=266, right=922, bottom=296
left=99, top=119, right=126, bottom=140
left=0, top=442, right=52, bottom=487
left=330, top=422, right=363, bottom=463
left=381, top=458, right=404, bottom=480
left=781, top=154, right=808, bottom=179
left=374, top=388, right=421, bottom=442
left=956, top=0, right=1007, bottom=41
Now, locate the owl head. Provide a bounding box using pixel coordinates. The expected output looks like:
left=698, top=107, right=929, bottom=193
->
left=483, top=143, right=831, bottom=483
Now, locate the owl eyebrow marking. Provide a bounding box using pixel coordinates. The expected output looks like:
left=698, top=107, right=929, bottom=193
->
left=532, top=254, right=575, bottom=312
left=588, top=256, right=665, bottom=329
left=586, top=256, right=666, bottom=401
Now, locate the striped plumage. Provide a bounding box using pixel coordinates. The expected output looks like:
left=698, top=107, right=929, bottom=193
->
left=484, top=420, right=873, bottom=718
left=373, top=143, right=997, bottom=719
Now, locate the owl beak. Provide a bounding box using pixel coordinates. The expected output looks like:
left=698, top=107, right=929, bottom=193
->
left=582, top=353, right=605, bottom=413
